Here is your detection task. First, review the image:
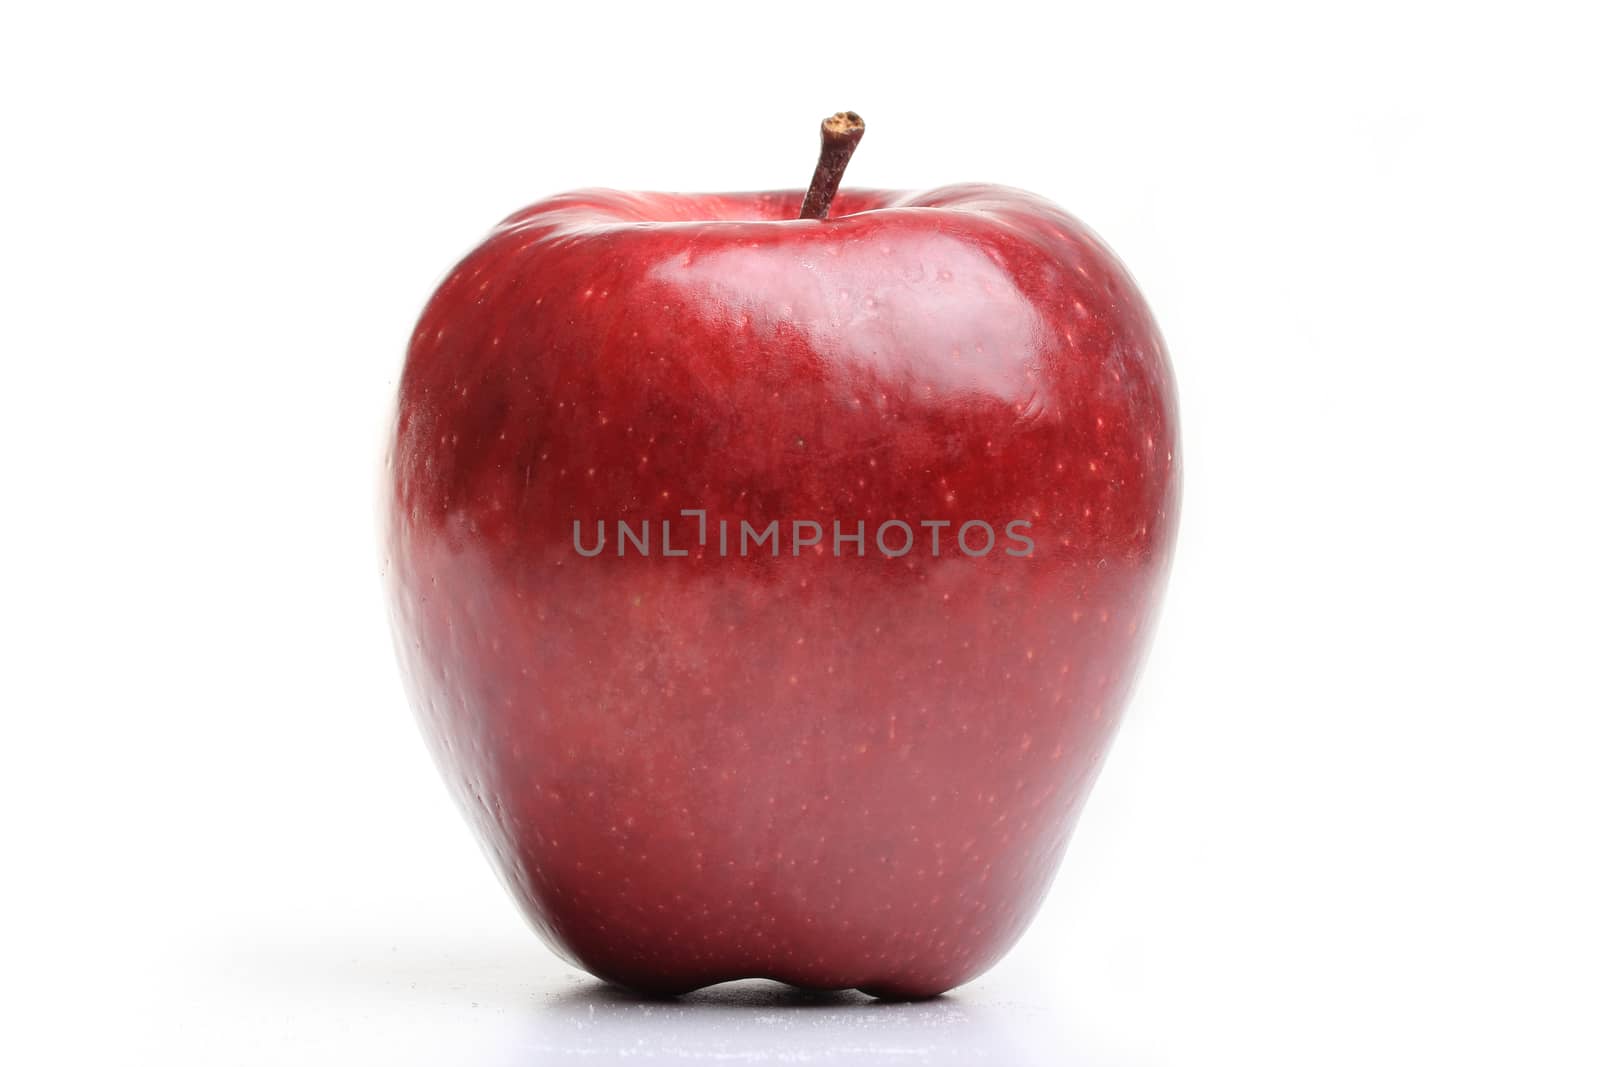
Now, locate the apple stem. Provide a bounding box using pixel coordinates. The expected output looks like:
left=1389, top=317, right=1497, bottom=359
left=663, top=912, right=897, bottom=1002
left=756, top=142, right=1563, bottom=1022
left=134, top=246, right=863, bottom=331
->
left=799, top=112, right=865, bottom=221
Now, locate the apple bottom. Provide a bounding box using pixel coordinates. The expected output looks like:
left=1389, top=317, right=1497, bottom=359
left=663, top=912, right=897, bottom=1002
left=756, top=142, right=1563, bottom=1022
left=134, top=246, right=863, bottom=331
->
left=392, top=533, right=1160, bottom=998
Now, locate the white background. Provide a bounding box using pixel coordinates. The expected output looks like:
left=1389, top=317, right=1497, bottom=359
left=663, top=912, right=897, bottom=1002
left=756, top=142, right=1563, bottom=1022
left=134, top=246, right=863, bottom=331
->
left=4, top=2, right=1597, bottom=1064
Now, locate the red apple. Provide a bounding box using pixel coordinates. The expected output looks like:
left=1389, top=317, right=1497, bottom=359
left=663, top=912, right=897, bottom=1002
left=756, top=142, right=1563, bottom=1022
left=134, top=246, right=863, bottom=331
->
left=386, top=114, right=1179, bottom=998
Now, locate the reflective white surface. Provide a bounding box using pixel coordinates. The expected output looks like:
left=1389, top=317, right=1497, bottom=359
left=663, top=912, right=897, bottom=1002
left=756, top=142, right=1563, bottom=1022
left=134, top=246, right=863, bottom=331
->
left=170, top=933, right=1102, bottom=1066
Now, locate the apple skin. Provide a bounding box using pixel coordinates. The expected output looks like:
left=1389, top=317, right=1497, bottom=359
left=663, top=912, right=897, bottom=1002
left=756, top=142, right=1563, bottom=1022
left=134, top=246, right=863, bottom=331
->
left=386, top=185, right=1179, bottom=998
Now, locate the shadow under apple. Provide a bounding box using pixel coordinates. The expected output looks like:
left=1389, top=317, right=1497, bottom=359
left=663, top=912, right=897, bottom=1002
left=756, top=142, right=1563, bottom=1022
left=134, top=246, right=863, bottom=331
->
left=218, top=934, right=1075, bottom=1066
left=500, top=978, right=1048, bottom=1066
